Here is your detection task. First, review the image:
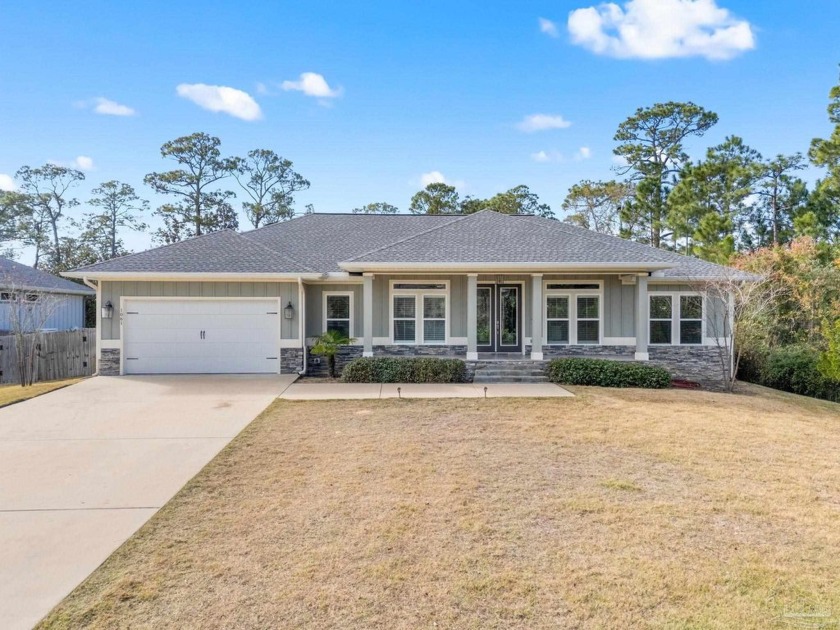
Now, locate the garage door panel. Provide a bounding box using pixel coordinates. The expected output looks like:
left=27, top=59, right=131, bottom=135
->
left=122, top=299, right=282, bottom=375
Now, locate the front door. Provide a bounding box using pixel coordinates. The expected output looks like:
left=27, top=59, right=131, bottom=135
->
left=476, top=284, right=522, bottom=353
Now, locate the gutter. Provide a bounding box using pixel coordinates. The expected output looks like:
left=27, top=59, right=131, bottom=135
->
left=337, top=261, right=675, bottom=273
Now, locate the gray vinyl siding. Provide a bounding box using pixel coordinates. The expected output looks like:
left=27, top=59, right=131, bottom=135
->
left=304, top=283, right=363, bottom=339
left=101, top=281, right=299, bottom=341
left=0, top=294, right=86, bottom=332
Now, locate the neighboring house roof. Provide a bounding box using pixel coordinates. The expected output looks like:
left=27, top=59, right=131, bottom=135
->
left=65, top=229, right=316, bottom=277
left=63, top=210, right=751, bottom=281
left=0, top=256, right=94, bottom=295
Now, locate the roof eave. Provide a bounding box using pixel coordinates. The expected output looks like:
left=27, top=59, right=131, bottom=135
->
left=61, top=271, right=322, bottom=281
left=338, top=262, right=674, bottom=273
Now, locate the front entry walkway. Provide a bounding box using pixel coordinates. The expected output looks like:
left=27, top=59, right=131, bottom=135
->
left=280, top=382, right=573, bottom=400
left=0, top=374, right=296, bottom=630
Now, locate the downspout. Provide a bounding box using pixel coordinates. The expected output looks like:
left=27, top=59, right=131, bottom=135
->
left=82, top=277, right=100, bottom=375
left=297, top=277, right=307, bottom=376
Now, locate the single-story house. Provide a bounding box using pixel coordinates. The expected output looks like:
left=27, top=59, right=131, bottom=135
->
left=1, top=256, right=94, bottom=333
left=63, top=210, right=744, bottom=383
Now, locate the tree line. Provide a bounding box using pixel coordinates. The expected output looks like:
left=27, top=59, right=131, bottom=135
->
left=0, top=133, right=312, bottom=274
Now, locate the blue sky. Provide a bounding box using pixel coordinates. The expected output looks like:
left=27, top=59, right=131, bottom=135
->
left=1, top=0, right=839, bottom=255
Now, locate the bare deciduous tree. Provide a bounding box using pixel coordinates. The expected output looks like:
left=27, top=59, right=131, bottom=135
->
left=689, top=272, right=779, bottom=392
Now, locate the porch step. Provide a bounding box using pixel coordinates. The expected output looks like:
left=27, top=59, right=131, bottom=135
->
left=472, top=362, right=550, bottom=384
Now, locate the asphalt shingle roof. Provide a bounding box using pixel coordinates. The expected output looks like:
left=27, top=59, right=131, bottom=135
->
left=66, top=211, right=748, bottom=280
left=0, top=257, right=93, bottom=294
left=68, top=229, right=314, bottom=275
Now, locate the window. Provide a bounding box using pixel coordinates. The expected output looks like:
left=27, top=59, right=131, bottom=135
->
left=390, top=281, right=448, bottom=345
left=680, top=295, right=703, bottom=345
left=324, top=293, right=352, bottom=337
left=423, top=296, right=446, bottom=343
left=0, top=292, right=13, bottom=302
left=649, top=295, right=672, bottom=344
left=546, top=296, right=569, bottom=344
left=546, top=283, right=600, bottom=290
left=649, top=293, right=704, bottom=345
left=393, top=296, right=416, bottom=343
left=476, top=287, right=492, bottom=346
left=544, top=282, right=602, bottom=345
left=577, top=296, right=600, bottom=344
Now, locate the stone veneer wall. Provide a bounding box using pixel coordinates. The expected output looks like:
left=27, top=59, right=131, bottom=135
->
left=532, top=345, right=635, bottom=359
left=99, top=348, right=120, bottom=376
left=281, top=348, right=304, bottom=374
left=305, top=345, right=364, bottom=377
left=648, top=346, right=725, bottom=389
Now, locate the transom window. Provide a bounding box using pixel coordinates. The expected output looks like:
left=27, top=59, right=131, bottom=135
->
left=544, top=282, right=602, bottom=345
left=649, top=293, right=704, bottom=345
left=323, top=292, right=352, bottom=337
left=391, top=281, right=448, bottom=345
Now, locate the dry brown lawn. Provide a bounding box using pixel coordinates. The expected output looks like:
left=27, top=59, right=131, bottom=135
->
left=0, top=377, right=83, bottom=408
left=39, top=384, right=840, bottom=629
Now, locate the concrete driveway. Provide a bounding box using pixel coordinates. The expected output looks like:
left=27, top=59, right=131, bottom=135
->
left=0, top=374, right=295, bottom=630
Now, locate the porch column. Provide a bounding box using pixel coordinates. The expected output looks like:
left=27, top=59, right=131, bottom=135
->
left=363, top=274, right=374, bottom=357
left=466, top=274, right=478, bottom=360
left=635, top=274, right=649, bottom=361
left=531, top=274, right=543, bottom=360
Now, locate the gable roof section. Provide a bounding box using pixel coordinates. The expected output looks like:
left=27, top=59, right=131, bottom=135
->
left=340, top=211, right=745, bottom=278
left=242, top=213, right=464, bottom=273
left=0, top=257, right=94, bottom=295
left=64, top=229, right=315, bottom=278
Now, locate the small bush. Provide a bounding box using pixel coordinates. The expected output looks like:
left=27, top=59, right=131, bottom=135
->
left=342, top=357, right=466, bottom=383
left=548, top=358, right=671, bottom=389
left=756, top=344, right=840, bottom=403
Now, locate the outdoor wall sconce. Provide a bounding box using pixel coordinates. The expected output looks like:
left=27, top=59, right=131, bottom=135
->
left=101, top=300, right=114, bottom=319
left=284, top=301, right=295, bottom=320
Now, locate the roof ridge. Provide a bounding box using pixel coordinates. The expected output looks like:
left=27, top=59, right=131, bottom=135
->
left=341, top=213, right=474, bottom=263
left=236, top=231, right=317, bottom=273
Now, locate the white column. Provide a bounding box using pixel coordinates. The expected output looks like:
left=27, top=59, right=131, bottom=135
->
left=363, top=274, right=374, bottom=357
left=466, top=274, right=478, bottom=360
left=531, top=274, right=543, bottom=360
left=635, top=274, right=649, bottom=361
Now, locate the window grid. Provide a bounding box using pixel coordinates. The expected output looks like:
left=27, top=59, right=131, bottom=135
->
left=324, top=293, right=353, bottom=338
left=649, top=293, right=705, bottom=346
left=544, top=285, right=602, bottom=346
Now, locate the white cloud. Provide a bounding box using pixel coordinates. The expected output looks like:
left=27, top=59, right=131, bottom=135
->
left=0, top=174, right=15, bottom=191
left=531, top=150, right=565, bottom=163
left=419, top=171, right=465, bottom=190
left=567, top=0, right=755, bottom=61
left=281, top=72, right=342, bottom=98
left=576, top=146, right=592, bottom=160
left=539, top=17, right=559, bottom=37
left=176, top=83, right=263, bottom=121
left=255, top=81, right=268, bottom=95
left=92, top=97, right=135, bottom=116
left=611, top=154, right=630, bottom=167
left=516, top=113, right=573, bottom=133
left=72, top=156, right=95, bottom=171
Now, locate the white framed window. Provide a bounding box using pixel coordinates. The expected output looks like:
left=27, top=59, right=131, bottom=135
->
left=390, top=281, right=449, bottom=345
left=544, top=280, right=603, bottom=345
left=323, top=292, right=353, bottom=338
left=649, top=292, right=705, bottom=346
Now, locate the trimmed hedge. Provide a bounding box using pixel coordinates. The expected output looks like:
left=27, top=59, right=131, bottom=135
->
left=548, top=358, right=671, bottom=389
left=342, top=357, right=467, bottom=383
left=741, top=344, right=840, bottom=403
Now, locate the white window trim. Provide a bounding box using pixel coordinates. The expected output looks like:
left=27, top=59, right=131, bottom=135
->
left=389, top=280, right=449, bottom=345
left=543, top=280, right=604, bottom=346
left=322, top=291, right=354, bottom=337
left=648, top=291, right=706, bottom=346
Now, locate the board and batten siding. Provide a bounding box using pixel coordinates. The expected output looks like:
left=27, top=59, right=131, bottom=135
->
left=304, top=283, right=364, bottom=340
left=0, top=294, right=86, bottom=332
left=100, top=281, right=299, bottom=341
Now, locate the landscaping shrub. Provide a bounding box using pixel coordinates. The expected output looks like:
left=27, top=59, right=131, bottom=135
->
left=548, top=358, right=671, bottom=389
left=754, top=344, right=840, bottom=402
left=342, top=357, right=466, bottom=383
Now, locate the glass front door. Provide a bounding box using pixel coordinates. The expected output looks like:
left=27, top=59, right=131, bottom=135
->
left=476, top=284, right=521, bottom=353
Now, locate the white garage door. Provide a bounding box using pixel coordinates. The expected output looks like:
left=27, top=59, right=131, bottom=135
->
left=122, top=299, right=280, bottom=374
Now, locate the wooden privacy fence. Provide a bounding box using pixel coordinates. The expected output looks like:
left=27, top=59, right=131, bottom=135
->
left=0, top=329, right=96, bottom=384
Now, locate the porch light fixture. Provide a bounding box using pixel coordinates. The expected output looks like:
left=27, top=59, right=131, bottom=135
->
left=284, top=300, right=295, bottom=320
left=101, top=301, right=114, bottom=319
